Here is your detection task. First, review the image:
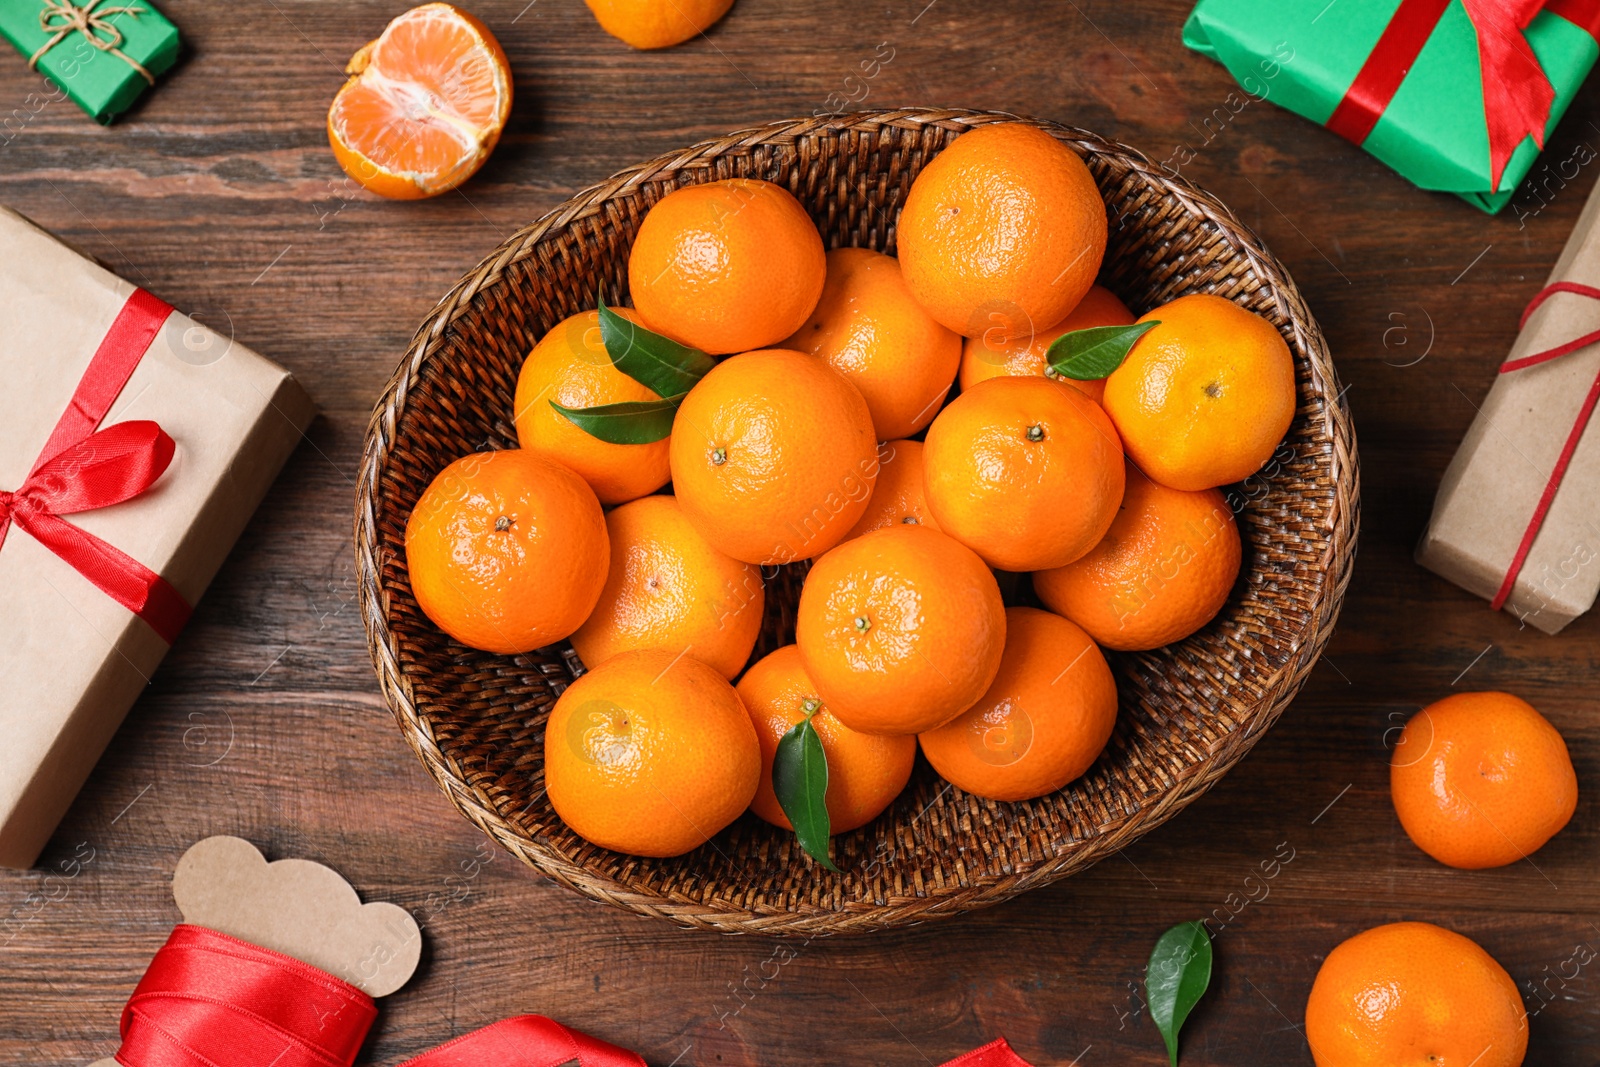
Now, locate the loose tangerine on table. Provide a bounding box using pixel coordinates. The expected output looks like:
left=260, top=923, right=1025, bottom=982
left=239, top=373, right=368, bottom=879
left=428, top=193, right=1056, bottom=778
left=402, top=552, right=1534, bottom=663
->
left=1305, top=922, right=1528, bottom=1067
left=584, top=0, right=735, bottom=49
left=328, top=4, right=512, bottom=200
left=1390, top=690, right=1577, bottom=870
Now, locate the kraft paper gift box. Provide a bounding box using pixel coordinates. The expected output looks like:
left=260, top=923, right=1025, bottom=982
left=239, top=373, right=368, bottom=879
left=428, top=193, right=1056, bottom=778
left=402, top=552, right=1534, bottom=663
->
left=0, top=0, right=179, bottom=123
left=1183, top=0, right=1600, bottom=213
left=1417, top=176, right=1600, bottom=632
left=0, top=206, right=314, bottom=868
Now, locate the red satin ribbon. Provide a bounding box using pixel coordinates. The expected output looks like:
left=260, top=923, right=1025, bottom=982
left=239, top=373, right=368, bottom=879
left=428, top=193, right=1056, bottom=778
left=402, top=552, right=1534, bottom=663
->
left=118, top=925, right=644, bottom=1067
left=118, top=925, right=1032, bottom=1067
left=1325, top=0, right=1600, bottom=195
left=0, top=287, right=191, bottom=644
left=938, top=1038, right=1033, bottom=1067
left=1490, top=281, right=1600, bottom=611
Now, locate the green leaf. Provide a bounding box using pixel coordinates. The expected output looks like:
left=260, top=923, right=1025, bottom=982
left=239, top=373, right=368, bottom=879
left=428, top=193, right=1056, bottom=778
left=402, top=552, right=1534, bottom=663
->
left=1046, top=320, right=1160, bottom=381
left=1145, top=920, right=1213, bottom=1067
left=772, top=715, right=840, bottom=872
left=550, top=395, right=684, bottom=444
left=598, top=299, right=715, bottom=398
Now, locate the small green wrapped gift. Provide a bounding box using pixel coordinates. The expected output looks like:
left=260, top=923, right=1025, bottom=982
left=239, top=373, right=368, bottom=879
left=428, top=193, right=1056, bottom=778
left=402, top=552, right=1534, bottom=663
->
left=0, top=0, right=178, bottom=124
left=1184, top=0, right=1600, bottom=213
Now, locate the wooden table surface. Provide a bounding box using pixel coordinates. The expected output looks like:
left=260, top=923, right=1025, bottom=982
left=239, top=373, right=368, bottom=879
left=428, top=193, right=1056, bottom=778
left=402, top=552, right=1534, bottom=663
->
left=4, top=1, right=1599, bottom=1063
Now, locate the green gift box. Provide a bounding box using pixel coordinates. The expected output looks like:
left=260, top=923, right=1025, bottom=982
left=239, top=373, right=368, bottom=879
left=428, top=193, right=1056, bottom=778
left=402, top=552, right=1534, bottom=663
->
left=1184, top=0, right=1600, bottom=213
left=0, top=0, right=178, bottom=124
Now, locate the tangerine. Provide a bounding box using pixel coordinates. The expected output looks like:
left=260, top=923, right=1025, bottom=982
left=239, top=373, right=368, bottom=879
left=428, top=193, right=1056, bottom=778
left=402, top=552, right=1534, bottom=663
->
left=843, top=439, right=940, bottom=539
left=738, top=645, right=915, bottom=833
left=513, top=308, right=670, bottom=505
left=544, top=649, right=760, bottom=857
left=783, top=247, right=961, bottom=440
left=898, top=123, right=1107, bottom=339
left=923, top=375, right=1124, bottom=572
left=919, top=607, right=1117, bottom=801
left=1305, top=922, right=1528, bottom=1067
left=958, top=283, right=1135, bottom=404
left=796, top=524, right=1006, bottom=735
left=1102, top=294, right=1296, bottom=492
left=628, top=179, right=825, bottom=355
left=570, top=495, right=765, bottom=680
left=405, top=449, right=607, bottom=654
left=327, top=4, right=511, bottom=199
left=669, top=348, right=878, bottom=564
left=1033, top=461, right=1240, bottom=651
left=584, top=0, right=734, bottom=49
left=1390, top=691, right=1577, bottom=869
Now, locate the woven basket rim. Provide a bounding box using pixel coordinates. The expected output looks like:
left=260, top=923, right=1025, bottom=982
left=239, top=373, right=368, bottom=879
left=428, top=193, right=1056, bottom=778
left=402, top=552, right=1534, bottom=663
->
left=355, top=107, right=1359, bottom=936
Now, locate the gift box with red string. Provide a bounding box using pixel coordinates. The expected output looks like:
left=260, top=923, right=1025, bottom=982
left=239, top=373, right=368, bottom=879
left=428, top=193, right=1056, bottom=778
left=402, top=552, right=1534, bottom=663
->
left=1418, top=176, right=1600, bottom=630
left=0, top=207, right=314, bottom=868
left=1183, top=0, right=1600, bottom=213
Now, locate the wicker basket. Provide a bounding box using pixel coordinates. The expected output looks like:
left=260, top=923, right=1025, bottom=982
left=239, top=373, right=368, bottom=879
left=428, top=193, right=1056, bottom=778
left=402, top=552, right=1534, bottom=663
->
left=356, top=108, right=1358, bottom=936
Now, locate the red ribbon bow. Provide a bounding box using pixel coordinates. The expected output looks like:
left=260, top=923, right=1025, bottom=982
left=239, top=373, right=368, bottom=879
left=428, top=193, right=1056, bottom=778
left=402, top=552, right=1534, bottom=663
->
left=117, top=925, right=1036, bottom=1067
left=2, top=288, right=191, bottom=644
left=1326, top=0, right=1600, bottom=194
left=1489, top=281, right=1600, bottom=611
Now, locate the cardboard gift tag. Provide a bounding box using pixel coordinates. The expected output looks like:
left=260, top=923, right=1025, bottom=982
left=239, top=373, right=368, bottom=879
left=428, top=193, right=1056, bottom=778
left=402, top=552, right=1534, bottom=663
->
left=90, top=836, right=420, bottom=1067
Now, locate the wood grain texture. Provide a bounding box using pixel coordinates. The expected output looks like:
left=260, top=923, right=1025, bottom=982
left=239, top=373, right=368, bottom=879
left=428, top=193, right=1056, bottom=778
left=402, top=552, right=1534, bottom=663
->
left=0, top=0, right=1597, bottom=1063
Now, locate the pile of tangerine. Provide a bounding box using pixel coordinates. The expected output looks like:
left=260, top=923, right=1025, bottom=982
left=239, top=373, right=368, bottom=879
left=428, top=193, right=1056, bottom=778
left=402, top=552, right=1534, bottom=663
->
left=404, top=123, right=1298, bottom=864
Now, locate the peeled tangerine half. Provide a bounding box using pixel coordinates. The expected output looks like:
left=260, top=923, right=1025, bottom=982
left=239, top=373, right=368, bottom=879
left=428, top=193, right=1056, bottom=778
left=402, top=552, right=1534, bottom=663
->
left=328, top=4, right=512, bottom=200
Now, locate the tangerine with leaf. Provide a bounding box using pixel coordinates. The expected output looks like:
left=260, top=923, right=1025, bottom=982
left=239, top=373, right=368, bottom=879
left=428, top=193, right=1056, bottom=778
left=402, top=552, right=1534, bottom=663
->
left=959, top=283, right=1136, bottom=403
left=513, top=306, right=691, bottom=505
left=740, top=645, right=915, bottom=839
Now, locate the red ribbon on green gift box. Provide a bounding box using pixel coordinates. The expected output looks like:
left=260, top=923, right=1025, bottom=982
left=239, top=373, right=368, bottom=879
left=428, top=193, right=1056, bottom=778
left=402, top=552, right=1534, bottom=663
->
left=1325, top=0, right=1600, bottom=194
left=114, top=925, right=1039, bottom=1067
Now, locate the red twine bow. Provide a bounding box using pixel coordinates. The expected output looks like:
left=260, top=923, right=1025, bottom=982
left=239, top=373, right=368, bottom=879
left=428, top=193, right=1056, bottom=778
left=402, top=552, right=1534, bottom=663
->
left=117, top=924, right=1035, bottom=1067
left=1, top=287, right=190, bottom=644
left=1489, top=280, right=1600, bottom=611
left=1325, top=0, right=1600, bottom=195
